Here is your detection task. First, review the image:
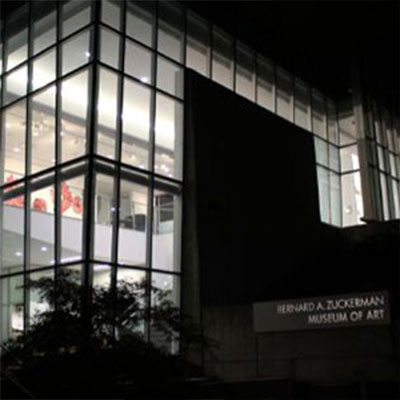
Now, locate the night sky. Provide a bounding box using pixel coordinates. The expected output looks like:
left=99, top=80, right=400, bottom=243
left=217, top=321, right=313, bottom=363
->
left=2, top=1, right=399, bottom=110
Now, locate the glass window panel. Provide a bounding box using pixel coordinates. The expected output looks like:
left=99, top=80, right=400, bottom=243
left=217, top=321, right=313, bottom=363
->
left=118, top=176, right=148, bottom=267
left=62, top=30, right=91, bottom=76
left=276, top=67, right=293, bottom=122
left=28, top=269, right=54, bottom=325
left=2, top=100, right=26, bottom=182
left=150, top=272, right=180, bottom=354
left=158, top=1, right=184, bottom=63
left=0, top=183, right=25, bottom=275
left=155, top=94, right=183, bottom=180
left=126, top=1, right=155, bottom=47
left=312, top=90, right=327, bottom=139
left=294, top=79, right=310, bottom=130
left=0, top=42, right=3, bottom=75
left=100, top=27, right=120, bottom=69
left=329, top=171, right=341, bottom=226
left=212, top=28, right=233, bottom=90
left=373, top=104, right=384, bottom=145
left=256, top=56, right=275, bottom=112
left=391, top=179, right=400, bottom=219
left=157, top=56, right=184, bottom=99
left=338, top=100, right=356, bottom=146
left=61, top=69, right=89, bottom=163
left=389, top=153, right=398, bottom=178
left=97, top=68, right=118, bottom=160
left=29, top=175, right=55, bottom=269
left=60, top=168, right=85, bottom=263
left=32, top=48, right=56, bottom=91
left=116, top=267, right=146, bottom=336
left=31, top=86, right=56, bottom=173
left=5, top=5, right=28, bottom=71
left=377, top=146, right=386, bottom=171
left=327, top=101, right=339, bottom=145
left=329, top=145, right=340, bottom=172
left=125, top=40, right=154, bottom=84
left=186, top=12, right=210, bottom=77
left=386, top=123, right=395, bottom=152
left=92, top=264, right=111, bottom=289
left=342, top=172, right=364, bottom=227
left=235, top=43, right=255, bottom=101
left=121, top=78, right=151, bottom=169
left=314, top=137, right=328, bottom=167
left=317, top=166, right=330, bottom=224
left=101, top=0, right=121, bottom=30
left=152, top=183, right=181, bottom=272
left=1, top=275, right=24, bottom=342
left=94, top=173, right=116, bottom=262
left=379, top=173, right=389, bottom=220
left=4, top=64, right=28, bottom=106
left=62, top=0, right=91, bottom=38
left=340, top=145, right=359, bottom=172
left=33, top=2, right=57, bottom=55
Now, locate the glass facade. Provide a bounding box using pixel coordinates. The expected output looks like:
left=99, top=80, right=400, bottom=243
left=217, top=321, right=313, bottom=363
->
left=0, top=0, right=399, bottom=347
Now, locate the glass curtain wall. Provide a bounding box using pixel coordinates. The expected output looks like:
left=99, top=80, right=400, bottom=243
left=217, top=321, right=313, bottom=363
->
left=0, top=0, right=182, bottom=354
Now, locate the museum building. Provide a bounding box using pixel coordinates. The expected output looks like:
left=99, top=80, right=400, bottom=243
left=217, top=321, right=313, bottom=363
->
left=0, top=0, right=399, bottom=394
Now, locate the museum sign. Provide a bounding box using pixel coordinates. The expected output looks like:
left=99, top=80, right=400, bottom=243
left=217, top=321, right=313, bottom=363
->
left=253, top=291, right=390, bottom=332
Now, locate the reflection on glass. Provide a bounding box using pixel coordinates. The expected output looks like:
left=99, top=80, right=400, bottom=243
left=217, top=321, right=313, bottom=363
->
left=4, top=65, right=28, bottom=106
left=236, top=43, right=255, bottom=101
left=380, top=173, right=389, bottom=220
left=276, top=67, right=293, bottom=122
left=32, top=49, right=56, bottom=91
left=126, top=1, right=155, bottom=47
left=330, top=171, right=341, bottom=227
left=314, top=137, right=328, bottom=167
left=212, top=28, right=233, bottom=89
left=62, top=30, right=91, bottom=76
left=317, top=166, right=330, bottom=223
left=150, top=272, right=179, bottom=354
left=92, top=264, right=111, bottom=288
left=29, top=174, right=55, bottom=269
left=340, top=145, right=359, bottom=172
left=312, top=90, right=327, bottom=139
left=257, top=56, right=275, bottom=112
left=329, top=145, right=340, bottom=172
left=158, top=1, right=184, bottom=63
left=94, top=173, right=115, bottom=262
left=60, top=170, right=85, bottom=263
left=100, top=27, right=120, bottom=69
left=97, top=68, right=118, bottom=160
left=33, top=3, right=57, bottom=55
left=155, top=94, right=183, bottom=180
left=186, top=12, right=210, bottom=77
left=152, top=184, right=181, bottom=272
left=117, top=267, right=146, bottom=336
left=61, top=69, right=89, bottom=162
left=294, top=79, right=310, bottom=130
left=342, top=172, right=364, bottom=227
left=2, top=100, right=26, bottom=181
left=125, top=40, right=153, bottom=84
left=118, top=177, right=148, bottom=267
left=101, top=0, right=121, bottom=30
left=5, top=5, right=28, bottom=72
left=327, top=101, right=339, bottom=145
left=157, top=56, right=184, bottom=99
left=121, top=79, right=151, bottom=169
left=1, top=275, right=24, bottom=343
left=62, top=0, right=91, bottom=38
left=29, top=269, right=54, bottom=324
left=338, top=99, right=356, bottom=146
left=31, top=86, right=56, bottom=173
left=0, top=182, right=25, bottom=275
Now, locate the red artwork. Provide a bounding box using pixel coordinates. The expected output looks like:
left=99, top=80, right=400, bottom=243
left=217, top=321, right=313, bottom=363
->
left=32, top=198, right=47, bottom=212
left=4, top=175, right=24, bottom=208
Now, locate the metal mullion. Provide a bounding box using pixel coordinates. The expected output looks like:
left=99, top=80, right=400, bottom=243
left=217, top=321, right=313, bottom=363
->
left=109, top=0, right=127, bottom=342
left=54, top=0, right=63, bottom=313
left=82, top=2, right=100, bottom=298
left=209, top=23, right=214, bottom=81
left=144, top=0, right=161, bottom=345
left=232, top=37, right=237, bottom=93
left=23, top=1, right=33, bottom=333
left=272, top=60, right=277, bottom=114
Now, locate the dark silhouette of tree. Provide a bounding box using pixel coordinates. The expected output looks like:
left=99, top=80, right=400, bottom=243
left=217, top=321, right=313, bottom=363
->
left=1, top=269, right=213, bottom=399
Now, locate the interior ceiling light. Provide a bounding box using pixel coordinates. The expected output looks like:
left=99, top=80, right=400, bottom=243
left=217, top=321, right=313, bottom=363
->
left=15, top=251, right=23, bottom=257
